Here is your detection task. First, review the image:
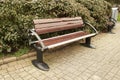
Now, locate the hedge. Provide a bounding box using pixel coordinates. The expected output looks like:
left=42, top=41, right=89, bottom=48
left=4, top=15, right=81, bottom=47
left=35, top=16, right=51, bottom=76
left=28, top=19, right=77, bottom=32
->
left=0, top=0, right=112, bottom=53
left=76, top=0, right=112, bottom=31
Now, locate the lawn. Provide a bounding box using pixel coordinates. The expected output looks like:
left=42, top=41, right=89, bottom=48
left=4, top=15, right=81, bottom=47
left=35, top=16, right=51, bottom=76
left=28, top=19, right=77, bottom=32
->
left=118, top=12, right=120, bottom=21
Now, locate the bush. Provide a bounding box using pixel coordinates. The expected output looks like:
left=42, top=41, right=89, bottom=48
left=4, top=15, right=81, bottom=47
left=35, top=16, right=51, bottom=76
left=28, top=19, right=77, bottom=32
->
left=0, top=1, right=33, bottom=53
left=0, top=0, right=112, bottom=53
left=105, top=0, right=120, bottom=4
left=76, top=0, right=112, bottom=31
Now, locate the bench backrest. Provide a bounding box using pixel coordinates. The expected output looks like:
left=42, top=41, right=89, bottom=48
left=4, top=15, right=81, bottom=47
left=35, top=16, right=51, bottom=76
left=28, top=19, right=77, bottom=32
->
left=33, top=17, right=84, bottom=35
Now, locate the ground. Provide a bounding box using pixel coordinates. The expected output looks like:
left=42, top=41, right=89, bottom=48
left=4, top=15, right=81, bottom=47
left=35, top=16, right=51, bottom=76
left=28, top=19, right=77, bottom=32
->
left=0, top=23, right=120, bottom=80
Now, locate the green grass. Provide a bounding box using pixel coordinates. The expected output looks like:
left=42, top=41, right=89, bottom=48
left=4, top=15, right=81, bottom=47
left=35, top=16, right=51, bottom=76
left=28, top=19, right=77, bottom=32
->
left=14, top=47, right=29, bottom=57
left=0, top=47, right=30, bottom=59
left=118, top=12, right=120, bottom=21
left=0, top=53, right=4, bottom=58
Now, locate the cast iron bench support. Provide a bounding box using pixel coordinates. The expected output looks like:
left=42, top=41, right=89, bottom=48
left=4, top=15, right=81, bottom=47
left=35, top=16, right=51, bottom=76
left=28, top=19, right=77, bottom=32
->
left=107, top=18, right=116, bottom=34
left=32, top=44, right=49, bottom=71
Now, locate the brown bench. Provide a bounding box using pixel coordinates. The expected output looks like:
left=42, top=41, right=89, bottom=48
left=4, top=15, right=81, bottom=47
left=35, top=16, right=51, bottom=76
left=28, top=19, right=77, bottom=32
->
left=107, top=18, right=116, bottom=33
left=29, top=17, right=98, bottom=71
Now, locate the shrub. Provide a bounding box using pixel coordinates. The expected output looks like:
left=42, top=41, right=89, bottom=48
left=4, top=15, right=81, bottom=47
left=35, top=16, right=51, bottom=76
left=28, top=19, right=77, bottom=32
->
left=76, top=0, right=112, bottom=31
left=105, top=0, right=120, bottom=4
left=0, top=1, right=33, bottom=53
left=0, top=0, right=112, bottom=53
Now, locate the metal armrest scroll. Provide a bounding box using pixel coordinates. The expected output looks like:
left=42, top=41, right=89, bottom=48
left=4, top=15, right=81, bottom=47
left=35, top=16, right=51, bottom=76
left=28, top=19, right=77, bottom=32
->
left=84, top=22, right=98, bottom=35
left=29, top=29, right=46, bottom=51
left=111, top=18, right=117, bottom=22
left=110, top=18, right=116, bottom=26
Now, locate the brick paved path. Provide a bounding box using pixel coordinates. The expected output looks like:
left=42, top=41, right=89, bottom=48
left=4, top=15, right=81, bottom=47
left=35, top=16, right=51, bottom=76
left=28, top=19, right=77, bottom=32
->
left=0, top=23, right=120, bottom=80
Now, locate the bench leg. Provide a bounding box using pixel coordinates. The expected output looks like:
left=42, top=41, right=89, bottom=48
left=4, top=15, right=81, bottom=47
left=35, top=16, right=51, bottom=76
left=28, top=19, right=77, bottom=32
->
left=108, top=26, right=115, bottom=34
left=85, top=37, right=95, bottom=48
left=81, top=37, right=95, bottom=49
left=32, top=44, right=49, bottom=71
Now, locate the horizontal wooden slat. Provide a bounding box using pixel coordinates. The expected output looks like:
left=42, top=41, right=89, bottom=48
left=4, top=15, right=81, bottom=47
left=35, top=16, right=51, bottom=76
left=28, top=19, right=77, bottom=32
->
left=42, top=31, right=87, bottom=46
left=35, top=20, right=82, bottom=29
left=35, top=23, right=83, bottom=34
left=47, top=33, right=96, bottom=49
left=34, top=17, right=82, bottom=24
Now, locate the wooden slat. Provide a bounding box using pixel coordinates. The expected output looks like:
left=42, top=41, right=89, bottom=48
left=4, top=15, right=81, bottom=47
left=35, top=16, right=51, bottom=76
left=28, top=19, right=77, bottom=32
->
left=35, top=20, right=82, bottom=29
left=42, top=31, right=87, bottom=46
left=35, top=23, right=83, bottom=34
left=47, top=33, right=96, bottom=49
left=34, top=17, right=82, bottom=24
left=34, top=17, right=84, bottom=34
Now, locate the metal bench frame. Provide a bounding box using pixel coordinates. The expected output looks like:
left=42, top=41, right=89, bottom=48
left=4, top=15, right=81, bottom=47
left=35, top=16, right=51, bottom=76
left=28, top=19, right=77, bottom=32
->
left=29, top=17, right=98, bottom=71
left=107, top=17, right=117, bottom=33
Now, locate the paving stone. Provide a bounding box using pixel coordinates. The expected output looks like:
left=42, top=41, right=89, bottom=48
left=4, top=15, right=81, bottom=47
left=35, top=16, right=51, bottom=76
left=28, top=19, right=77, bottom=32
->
left=74, top=77, right=83, bottom=80
left=3, top=57, right=16, bottom=64
left=35, top=74, right=46, bottom=80
left=62, top=76, right=74, bottom=80
left=90, top=75, right=102, bottom=80
left=17, top=60, right=26, bottom=65
left=110, top=67, right=120, bottom=74
left=113, top=75, right=120, bottom=80
left=18, top=72, right=28, bottom=78
left=15, top=78, right=23, bottom=80
left=17, top=54, right=29, bottom=60
left=14, top=64, right=23, bottom=70
left=28, top=52, right=36, bottom=57
left=23, top=75, right=33, bottom=80
left=0, top=59, right=3, bottom=65
left=7, top=61, right=18, bottom=67
left=104, top=73, right=114, bottom=80
left=7, top=67, right=16, bottom=72
left=24, top=58, right=31, bottom=62
left=10, top=74, right=20, bottom=79
left=0, top=75, right=3, bottom=79
left=1, top=64, right=9, bottom=70
left=28, top=78, right=37, bottom=80
left=49, top=76, right=58, bottom=80
left=0, top=70, right=7, bottom=75
left=112, top=77, right=119, bottom=80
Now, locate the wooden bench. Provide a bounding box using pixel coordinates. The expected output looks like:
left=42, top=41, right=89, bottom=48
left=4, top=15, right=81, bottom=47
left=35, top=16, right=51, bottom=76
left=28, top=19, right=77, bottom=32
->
left=29, top=17, right=98, bottom=71
left=107, top=18, right=116, bottom=33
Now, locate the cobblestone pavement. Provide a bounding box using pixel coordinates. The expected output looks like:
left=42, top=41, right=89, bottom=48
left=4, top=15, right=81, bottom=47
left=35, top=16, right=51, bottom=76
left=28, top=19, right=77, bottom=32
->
left=0, top=23, right=120, bottom=80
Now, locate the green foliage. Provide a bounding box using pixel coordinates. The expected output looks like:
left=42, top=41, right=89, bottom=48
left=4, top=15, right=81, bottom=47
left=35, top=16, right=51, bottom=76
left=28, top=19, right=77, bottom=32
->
left=76, top=0, right=112, bottom=31
left=105, top=0, right=120, bottom=4
left=0, top=0, right=112, bottom=53
left=0, top=1, right=33, bottom=53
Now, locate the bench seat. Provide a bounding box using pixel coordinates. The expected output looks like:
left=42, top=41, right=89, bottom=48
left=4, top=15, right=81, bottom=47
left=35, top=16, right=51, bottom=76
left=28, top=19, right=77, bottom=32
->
left=43, top=34, right=96, bottom=49
left=42, top=31, right=87, bottom=46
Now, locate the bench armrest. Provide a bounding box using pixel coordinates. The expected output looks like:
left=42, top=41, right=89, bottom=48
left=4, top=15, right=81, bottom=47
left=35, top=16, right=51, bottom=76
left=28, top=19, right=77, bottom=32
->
left=110, top=18, right=116, bottom=26
left=84, top=22, right=98, bottom=35
left=29, top=29, right=46, bottom=51
left=111, top=18, right=117, bottom=22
